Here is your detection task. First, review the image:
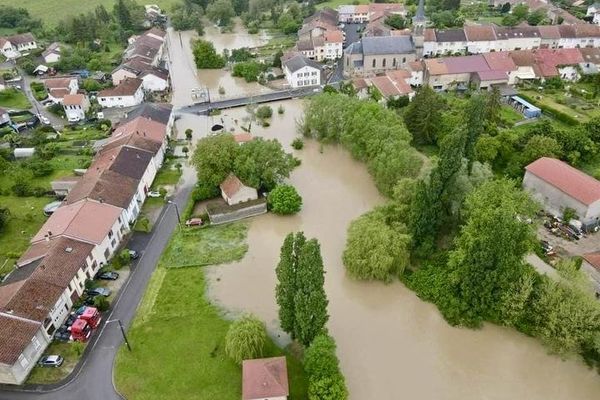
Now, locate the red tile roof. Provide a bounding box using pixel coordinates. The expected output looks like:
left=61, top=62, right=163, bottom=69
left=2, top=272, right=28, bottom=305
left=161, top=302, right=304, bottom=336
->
left=112, top=116, right=167, bottom=145
left=220, top=174, right=246, bottom=198
left=583, top=251, right=600, bottom=271
left=242, top=357, right=289, bottom=400
left=99, top=78, right=143, bottom=97
left=0, top=314, right=41, bottom=365
left=483, top=51, right=517, bottom=72
left=63, top=94, right=85, bottom=106
left=525, top=157, right=600, bottom=205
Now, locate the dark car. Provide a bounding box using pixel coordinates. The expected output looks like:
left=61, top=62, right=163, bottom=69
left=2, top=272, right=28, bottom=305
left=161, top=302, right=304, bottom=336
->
left=64, top=314, right=77, bottom=327
left=54, top=327, right=71, bottom=342
left=86, top=287, right=112, bottom=297
left=38, top=355, right=64, bottom=367
left=73, top=306, right=87, bottom=316
left=95, top=271, right=119, bottom=280
left=128, top=250, right=139, bottom=260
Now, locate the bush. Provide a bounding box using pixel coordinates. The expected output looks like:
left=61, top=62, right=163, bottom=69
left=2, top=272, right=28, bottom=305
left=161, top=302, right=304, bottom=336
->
left=134, top=215, right=151, bottom=233
left=232, top=61, right=265, bottom=82
left=25, top=159, right=53, bottom=177
left=291, top=138, right=304, bottom=150
left=112, top=249, right=131, bottom=270
left=192, top=184, right=220, bottom=202
left=225, top=314, right=267, bottom=364
left=304, top=334, right=349, bottom=400
left=255, top=105, right=273, bottom=120
left=94, top=296, right=110, bottom=312
left=268, top=184, right=302, bottom=215
left=278, top=105, right=285, bottom=114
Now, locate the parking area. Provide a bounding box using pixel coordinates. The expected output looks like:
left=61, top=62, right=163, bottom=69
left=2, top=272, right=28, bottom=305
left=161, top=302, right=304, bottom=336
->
left=538, top=225, right=600, bottom=258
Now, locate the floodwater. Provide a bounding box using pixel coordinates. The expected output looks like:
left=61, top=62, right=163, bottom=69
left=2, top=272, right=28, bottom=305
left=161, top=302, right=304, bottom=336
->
left=166, top=19, right=273, bottom=107
left=166, top=24, right=600, bottom=400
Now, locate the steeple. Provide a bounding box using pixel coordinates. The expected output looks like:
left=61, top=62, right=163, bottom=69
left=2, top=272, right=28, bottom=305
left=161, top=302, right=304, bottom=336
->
left=412, top=0, right=427, bottom=59
left=413, top=0, right=426, bottom=25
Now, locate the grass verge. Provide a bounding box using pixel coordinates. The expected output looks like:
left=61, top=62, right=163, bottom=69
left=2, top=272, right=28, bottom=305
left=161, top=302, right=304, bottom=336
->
left=26, top=341, right=86, bottom=384
left=115, top=223, right=308, bottom=399
left=0, top=88, right=31, bottom=110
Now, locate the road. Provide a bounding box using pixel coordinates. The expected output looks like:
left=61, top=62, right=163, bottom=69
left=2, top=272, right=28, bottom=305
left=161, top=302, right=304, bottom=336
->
left=178, top=86, right=320, bottom=115
left=17, top=67, right=65, bottom=129
left=0, top=175, right=194, bottom=400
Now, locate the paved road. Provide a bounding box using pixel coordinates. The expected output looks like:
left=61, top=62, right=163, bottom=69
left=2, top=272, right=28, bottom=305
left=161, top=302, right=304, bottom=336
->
left=0, top=177, right=194, bottom=400
left=18, top=67, right=65, bottom=129
left=178, top=86, right=320, bottom=115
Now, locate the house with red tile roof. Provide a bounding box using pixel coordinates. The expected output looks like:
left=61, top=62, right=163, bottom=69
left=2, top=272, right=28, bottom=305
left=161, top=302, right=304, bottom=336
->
left=43, top=77, right=79, bottom=104
left=98, top=78, right=144, bottom=108
left=62, top=93, right=90, bottom=122
left=524, top=157, right=600, bottom=228
left=220, top=174, right=258, bottom=206
left=242, top=357, right=289, bottom=400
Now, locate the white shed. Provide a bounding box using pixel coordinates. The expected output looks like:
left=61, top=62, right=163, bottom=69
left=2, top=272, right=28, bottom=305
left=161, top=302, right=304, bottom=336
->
left=14, top=148, right=35, bottom=158
left=219, top=174, right=258, bottom=206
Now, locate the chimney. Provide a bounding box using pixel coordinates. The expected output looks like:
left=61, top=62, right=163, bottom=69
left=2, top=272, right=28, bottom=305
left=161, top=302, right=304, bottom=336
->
left=65, top=247, right=73, bottom=253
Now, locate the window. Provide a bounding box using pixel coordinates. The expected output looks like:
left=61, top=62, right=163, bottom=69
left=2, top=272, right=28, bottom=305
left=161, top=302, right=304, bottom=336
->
left=402, top=57, right=406, bottom=64
left=108, top=230, right=113, bottom=239
left=372, top=59, right=376, bottom=68
left=382, top=58, right=386, bottom=67
left=19, top=355, right=29, bottom=369
left=104, top=248, right=110, bottom=259
left=31, top=337, right=40, bottom=350
left=393, top=58, right=396, bottom=67
left=298, top=80, right=303, bottom=86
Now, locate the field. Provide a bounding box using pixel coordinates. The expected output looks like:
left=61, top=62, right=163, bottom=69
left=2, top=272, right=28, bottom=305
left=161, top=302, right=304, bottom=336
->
left=0, top=0, right=180, bottom=27
left=519, top=88, right=600, bottom=123
left=115, top=222, right=308, bottom=399
left=316, top=0, right=368, bottom=9
left=0, top=89, right=31, bottom=110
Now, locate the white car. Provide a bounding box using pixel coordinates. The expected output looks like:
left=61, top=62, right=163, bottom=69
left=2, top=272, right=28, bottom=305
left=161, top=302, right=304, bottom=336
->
left=38, top=355, right=63, bottom=367
left=38, top=115, right=50, bottom=125
left=68, top=116, right=81, bottom=123
left=148, top=191, right=162, bottom=198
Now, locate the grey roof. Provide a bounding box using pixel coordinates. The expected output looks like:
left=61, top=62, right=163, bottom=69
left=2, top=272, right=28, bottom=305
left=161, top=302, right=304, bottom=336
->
left=435, top=29, right=466, bottom=42
left=1, top=260, right=40, bottom=285
left=362, top=36, right=414, bottom=55
left=283, top=55, right=322, bottom=73
left=109, top=147, right=153, bottom=180
left=119, top=103, right=172, bottom=126
left=345, top=41, right=363, bottom=55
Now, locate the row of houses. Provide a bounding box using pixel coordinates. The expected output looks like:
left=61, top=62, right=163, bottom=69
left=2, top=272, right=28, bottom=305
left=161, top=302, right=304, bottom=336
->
left=0, top=33, right=37, bottom=59
left=337, top=3, right=407, bottom=24
left=0, top=103, right=174, bottom=385
left=296, top=8, right=344, bottom=61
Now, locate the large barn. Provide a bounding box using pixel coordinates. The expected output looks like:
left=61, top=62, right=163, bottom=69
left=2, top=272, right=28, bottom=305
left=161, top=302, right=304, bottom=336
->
left=523, top=157, right=600, bottom=228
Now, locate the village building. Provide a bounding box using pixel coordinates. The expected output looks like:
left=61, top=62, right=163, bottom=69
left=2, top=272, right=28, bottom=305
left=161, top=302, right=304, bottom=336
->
left=42, top=42, right=61, bottom=63
left=43, top=77, right=79, bottom=104
left=0, top=33, right=37, bottom=59
left=523, top=157, right=600, bottom=229
left=62, top=94, right=90, bottom=122
left=581, top=252, right=600, bottom=296
left=98, top=78, right=144, bottom=108
left=283, top=54, right=322, bottom=88
left=344, top=36, right=416, bottom=75
left=112, top=58, right=170, bottom=92
left=242, top=357, right=289, bottom=400
left=220, top=174, right=258, bottom=206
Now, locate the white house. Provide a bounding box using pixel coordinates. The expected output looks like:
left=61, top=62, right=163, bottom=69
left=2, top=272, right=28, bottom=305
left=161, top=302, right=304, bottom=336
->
left=242, top=357, right=289, bottom=400
left=220, top=174, right=258, bottom=206
left=42, top=42, right=61, bottom=64
left=98, top=78, right=144, bottom=108
left=62, top=94, right=90, bottom=122
left=0, top=33, right=37, bottom=59
left=282, top=54, right=322, bottom=88
left=464, top=25, right=499, bottom=54
left=112, top=60, right=169, bottom=92
left=43, top=77, right=79, bottom=104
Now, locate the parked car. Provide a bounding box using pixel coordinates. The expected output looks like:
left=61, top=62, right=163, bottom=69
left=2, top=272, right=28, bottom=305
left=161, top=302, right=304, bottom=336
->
left=54, top=327, right=71, bottom=342
left=127, top=249, right=139, bottom=260
left=185, top=218, right=203, bottom=227
left=73, top=306, right=87, bottom=316
left=43, top=200, right=62, bottom=216
left=64, top=314, right=77, bottom=327
left=86, top=287, right=112, bottom=297
left=96, top=271, right=119, bottom=280
left=540, top=240, right=555, bottom=256
left=147, top=191, right=161, bottom=198
left=38, top=355, right=64, bottom=367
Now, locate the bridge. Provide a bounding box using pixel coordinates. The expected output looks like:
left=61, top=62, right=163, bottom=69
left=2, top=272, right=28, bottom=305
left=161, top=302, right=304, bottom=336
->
left=178, top=86, right=321, bottom=115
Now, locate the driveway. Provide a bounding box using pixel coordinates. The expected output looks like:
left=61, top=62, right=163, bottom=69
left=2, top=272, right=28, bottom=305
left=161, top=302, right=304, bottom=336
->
left=18, top=68, right=64, bottom=129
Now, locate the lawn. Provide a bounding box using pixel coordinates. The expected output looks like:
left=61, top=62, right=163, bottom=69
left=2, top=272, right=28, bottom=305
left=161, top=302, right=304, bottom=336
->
left=0, top=0, right=180, bottom=28
left=0, top=196, right=51, bottom=276
left=162, top=223, right=249, bottom=268
left=316, top=0, right=368, bottom=9
left=152, top=158, right=183, bottom=188
left=26, top=341, right=86, bottom=384
left=0, top=89, right=31, bottom=110
left=115, top=223, right=308, bottom=399
left=519, top=88, right=600, bottom=123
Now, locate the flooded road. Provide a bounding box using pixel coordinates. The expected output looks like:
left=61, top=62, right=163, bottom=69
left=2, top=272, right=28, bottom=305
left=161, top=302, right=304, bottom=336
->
left=195, top=101, right=600, bottom=400
left=166, top=19, right=272, bottom=107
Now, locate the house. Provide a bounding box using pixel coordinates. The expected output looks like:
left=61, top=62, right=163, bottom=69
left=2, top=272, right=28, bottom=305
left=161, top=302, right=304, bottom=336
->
left=464, top=25, right=498, bottom=54
left=42, top=42, right=61, bottom=63
left=282, top=54, right=322, bottom=88
left=344, top=36, right=415, bottom=75
left=538, top=25, right=561, bottom=49
left=51, top=175, right=82, bottom=197
left=423, top=28, right=467, bottom=57
left=0, top=33, right=37, bottom=59
left=233, top=133, right=253, bottom=144
left=322, top=30, right=344, bottom=60
left=62, top=94, right=90, bottom=122
left=98, top=78, right=144, bottom=108
left=424, top=55, right=491, bottom=91
left=337, top=5, right=369, bottom=23
left=581, top=252, right=600, bottom=296
left=112, top=59, right=169, bottom=92
left=220, top=174, right=258, bottom=206
left=493, top=26, right=541, bottom=52
left=369, top=70, right=415, bottom=101
left=0, top=314, right=48, bottom=385
left=114, top=102, right=174, bottom=135
left=242, top=357, right=289, bottom=400
left=111, top=114, right=170, bottom=167
left=43, top=77, right=79, bottom=104
left=0, top=107, right=10, bottom=125
left=523, top=157, right=600, bottom=229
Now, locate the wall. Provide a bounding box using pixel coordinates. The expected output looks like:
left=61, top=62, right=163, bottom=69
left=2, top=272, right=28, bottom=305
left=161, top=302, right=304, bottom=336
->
left=363, top=53, right=416, bottom=73
left=0, top=327, right=50, bottom=385
left=581, top=260, right=600, bottom=296
left=112, top=69, right=137, bottom=86
left=142, top=74, right=168, bottom=92
left=223, top=186, right=258, bottom=206
left=208, top=201, right=267, bottom=225
left=98, top=87, right=144, bottom=108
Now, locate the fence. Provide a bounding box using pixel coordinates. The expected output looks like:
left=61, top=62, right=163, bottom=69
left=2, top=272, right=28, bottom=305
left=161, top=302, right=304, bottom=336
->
left=207, top=198, right=267, bottom=225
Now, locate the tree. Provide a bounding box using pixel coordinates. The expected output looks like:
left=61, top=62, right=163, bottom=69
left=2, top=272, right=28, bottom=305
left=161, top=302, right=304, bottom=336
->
left=403, top=86, right=445, bottom=145
left=225, top=314, right=267, bottom=363
left=304, top=334, right=348, bottom=400
left=207, top=0, right=236, bottom=26
left=114, top=0, right=133, bottom=30
left=275, top=232, right=305, bottom=338
left=527, top=9, right=546, bottom=25
left=343, top=210, right=410, bottom=282
left=384, top=14, right=406, bottom=29
left=500, top=2, right=511, bottom=13
left=294, top=239, right=329, bottom=346
left=268, top=184, right=302, bottom=214
left=185, top=129, right=193, bottom=141
left=445, top=179, right=538, bottom=325
left=387, top=96, right=410, bottom=109
left=193, top=39, right=226, bottom=69
left=0, top=207, right=10, bottom=232
left=233, top=138, right=295, bottom=191
left=512, top=4, right=529, bottom=20
left=232, top=61, right=264, bottom=82
left=191, top=134, right=238, bottom=188
left=255, top=105, right=273, bottom=119
left=309, top=375, right=349, bottom=400
left=521, top=135, right=563, bottom=166
left=171, top=2, right=204, bottom=34
left=272, top=50, right=283, bottom=68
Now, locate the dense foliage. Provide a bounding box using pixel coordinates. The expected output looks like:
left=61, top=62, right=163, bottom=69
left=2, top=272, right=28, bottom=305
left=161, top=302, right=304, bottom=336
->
left=268, top=184, right=302, bottom=215
left=275, top=233, right=328, bottom=346
left=191, top=134, right=296, bottom=191
left=0, top=207, right=9, bottom=232
left=302, top=94, right=422, bottom=196
left=225, top=314, right=267, bottom=363
left=192, top=39, right=226, bottom=69
left=0, top=6, right=41, bottom=31
left=232, top=61, right=265, bottom=82
left=304, top=334, right=348, bottom=400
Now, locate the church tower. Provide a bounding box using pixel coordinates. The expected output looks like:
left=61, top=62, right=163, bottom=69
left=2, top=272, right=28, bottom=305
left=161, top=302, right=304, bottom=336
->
left=412, top=0, right=427, bottom=59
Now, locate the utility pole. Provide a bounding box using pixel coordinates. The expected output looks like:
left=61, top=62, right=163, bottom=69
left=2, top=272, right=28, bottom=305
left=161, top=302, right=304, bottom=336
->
left=107, top=319, right=132, bottom=352
left=168, top=200, right=181, bottom=224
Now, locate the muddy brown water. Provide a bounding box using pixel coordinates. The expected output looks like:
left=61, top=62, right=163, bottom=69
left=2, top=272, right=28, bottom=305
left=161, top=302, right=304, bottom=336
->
left=166, top=25, right=600, bottom=399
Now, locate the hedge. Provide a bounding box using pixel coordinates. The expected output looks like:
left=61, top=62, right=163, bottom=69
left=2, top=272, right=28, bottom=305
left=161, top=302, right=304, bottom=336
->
left=518, top=93, right=580, bottom=126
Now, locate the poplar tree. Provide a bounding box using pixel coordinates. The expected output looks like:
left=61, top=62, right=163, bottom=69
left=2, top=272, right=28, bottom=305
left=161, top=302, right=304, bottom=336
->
left=294, top=239, right=329, bottom=346
left=275, top=233, right=297, bottom=337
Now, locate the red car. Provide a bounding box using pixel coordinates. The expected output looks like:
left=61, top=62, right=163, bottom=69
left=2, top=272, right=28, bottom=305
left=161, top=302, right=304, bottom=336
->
left=185, top=218, right=203, bottom=227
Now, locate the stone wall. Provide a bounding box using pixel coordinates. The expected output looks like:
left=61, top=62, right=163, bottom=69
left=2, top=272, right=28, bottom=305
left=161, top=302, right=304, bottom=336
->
left=208, top=200, right=267, bottom=225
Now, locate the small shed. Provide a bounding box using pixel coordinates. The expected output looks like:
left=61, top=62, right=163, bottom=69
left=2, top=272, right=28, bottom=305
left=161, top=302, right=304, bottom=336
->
left=242, top=356, right=289, bottom=400
left=14, top=148, right=35, bottom=158
left=509, top=96, right=541, bottom=119
left=220, top=174, right=258, bottom=206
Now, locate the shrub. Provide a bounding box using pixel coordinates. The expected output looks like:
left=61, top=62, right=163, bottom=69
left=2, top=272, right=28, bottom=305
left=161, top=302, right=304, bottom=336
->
left=268, top=185, right=302, bottom=215
left=112, top=249, right=131, bottom=270
left=185, top=129, right=193, bottom=141
left=255, top=105, right=273, bottom=120
left=232, top=61, right=264, bottom=82
left=304, top=334, right=349, bottom=400
left=94, top=296, right=110, bottom=312
left=134, top=215, right=151, bottom=233
left=278, top=105, right=285, bottom=114
left=225, top=314, right=267, bottom=364
left=291, top=138, right=304, bottom=150
left=192, top=184, right=220, bottom=202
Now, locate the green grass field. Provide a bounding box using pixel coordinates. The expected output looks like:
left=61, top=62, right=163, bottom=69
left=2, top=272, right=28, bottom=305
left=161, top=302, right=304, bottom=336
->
left=115, top=222, right=308, bottom=399
left=316, top=0, right=369, bottom=10
left=0, top=0, right=180, bottom=27
left=0, top=89, right=31, bottom=110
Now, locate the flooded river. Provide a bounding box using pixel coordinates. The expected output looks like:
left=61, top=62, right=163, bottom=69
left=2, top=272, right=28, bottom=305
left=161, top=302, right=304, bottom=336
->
left=166, top=25, right=600, bottom=400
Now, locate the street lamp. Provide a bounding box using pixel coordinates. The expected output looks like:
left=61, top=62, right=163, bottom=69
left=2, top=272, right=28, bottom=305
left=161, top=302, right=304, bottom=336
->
left=106, top=319, right=132, bottom=352
left=168, top=200, right=181, bottom=224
